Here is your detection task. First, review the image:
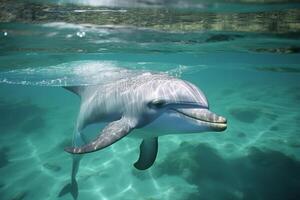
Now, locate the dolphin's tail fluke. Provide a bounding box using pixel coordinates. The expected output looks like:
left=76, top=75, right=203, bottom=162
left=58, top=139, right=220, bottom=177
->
left=58, top=179, right=78, bottom=200
left=58, top=131, right=82, bottom=199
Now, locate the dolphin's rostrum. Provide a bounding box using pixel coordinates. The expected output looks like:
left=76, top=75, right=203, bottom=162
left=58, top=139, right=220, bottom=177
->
left=60, top=72, right=227, bottom=199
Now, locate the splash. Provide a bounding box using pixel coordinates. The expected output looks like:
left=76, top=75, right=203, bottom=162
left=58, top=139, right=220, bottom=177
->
left=0, top=61, right=147, bottom=86
left=0, top=60, right=202, bottom=87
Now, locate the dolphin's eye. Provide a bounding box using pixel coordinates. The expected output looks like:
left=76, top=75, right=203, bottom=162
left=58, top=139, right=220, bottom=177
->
left=149, top=99, right=167, bottom=109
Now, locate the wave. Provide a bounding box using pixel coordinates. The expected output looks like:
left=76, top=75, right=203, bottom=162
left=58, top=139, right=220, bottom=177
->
left=0, top=61, right=145, bottom=86
left=0, top=60, right=201, bottom=87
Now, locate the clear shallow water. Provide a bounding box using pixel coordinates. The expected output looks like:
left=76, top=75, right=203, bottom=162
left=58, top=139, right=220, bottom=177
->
left=1, top=1, right=300, bottom=200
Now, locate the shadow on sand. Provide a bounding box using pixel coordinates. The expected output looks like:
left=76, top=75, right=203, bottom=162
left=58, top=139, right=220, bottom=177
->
left=152, top=142, right=300, bottom=200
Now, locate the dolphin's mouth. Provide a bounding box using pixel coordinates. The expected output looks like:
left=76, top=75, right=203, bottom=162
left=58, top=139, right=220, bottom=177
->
left=173, top=108, right=227, bottom=131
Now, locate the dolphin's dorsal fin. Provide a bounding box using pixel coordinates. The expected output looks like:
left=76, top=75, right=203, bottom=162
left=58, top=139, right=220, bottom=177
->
left=63, top=86, right=86, bottom=96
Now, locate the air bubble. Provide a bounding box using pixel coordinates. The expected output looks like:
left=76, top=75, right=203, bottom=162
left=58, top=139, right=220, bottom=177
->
left=76, top=31, right=86, bottom=38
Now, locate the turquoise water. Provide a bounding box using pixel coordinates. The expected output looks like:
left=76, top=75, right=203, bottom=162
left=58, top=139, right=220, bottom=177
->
left=1, top=1, right=300, bottom=200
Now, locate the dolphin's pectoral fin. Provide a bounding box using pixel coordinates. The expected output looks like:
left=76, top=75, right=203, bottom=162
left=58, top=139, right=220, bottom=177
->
left=134, top=137, right=158, bottom=170
left=65, top=118, right=134, bottom=154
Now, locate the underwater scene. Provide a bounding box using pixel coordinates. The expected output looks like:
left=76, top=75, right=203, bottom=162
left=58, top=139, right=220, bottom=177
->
left=1, top=0, right=300, bottom=200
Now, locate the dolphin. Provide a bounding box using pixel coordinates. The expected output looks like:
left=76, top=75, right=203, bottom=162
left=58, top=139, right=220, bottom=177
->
left=59, top=72, right=227, bottom=199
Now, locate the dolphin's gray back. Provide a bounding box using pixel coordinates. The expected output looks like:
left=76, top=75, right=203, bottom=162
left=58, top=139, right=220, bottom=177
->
left=80, top=73, right=175, bottom=109
left=67, top=73, right=171, bottom=128
left=66, top=73, right=171, bottom=97
left=64, top=72, right=207, bottom=109
left=65, top=72, right=208, bottom=131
